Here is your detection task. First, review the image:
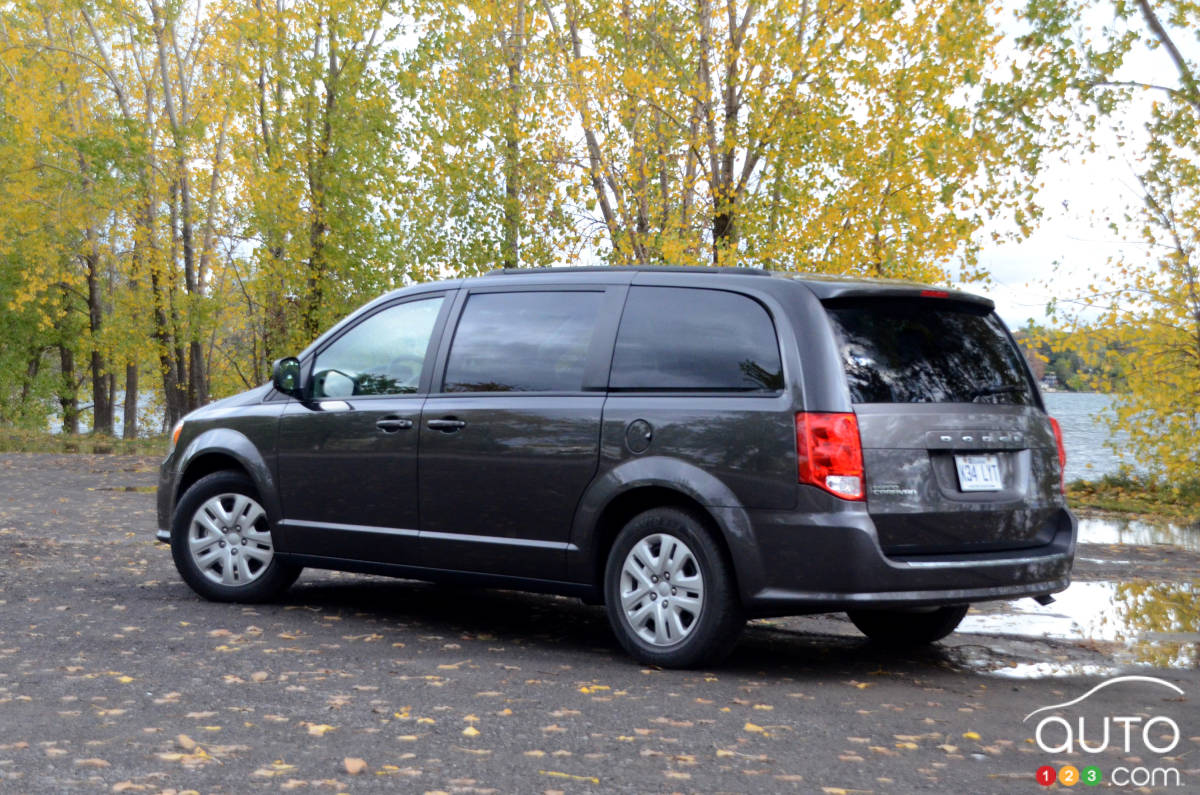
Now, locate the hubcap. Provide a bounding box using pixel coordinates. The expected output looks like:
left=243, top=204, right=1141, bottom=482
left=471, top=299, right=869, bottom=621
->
left=619, top=533, right=704, bottom=647
left=188, top=493, right=273, bottom=587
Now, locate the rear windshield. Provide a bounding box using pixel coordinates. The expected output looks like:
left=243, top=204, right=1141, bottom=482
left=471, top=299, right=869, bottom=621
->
left=824, top=300, right=1035, bottom=405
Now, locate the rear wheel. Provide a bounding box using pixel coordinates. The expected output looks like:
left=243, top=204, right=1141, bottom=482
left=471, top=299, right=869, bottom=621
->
left=171, top=471, right=301, bottom=603
left=604, top=507, right=744, bottom=668
left=847, top=604, right=969, bottom=646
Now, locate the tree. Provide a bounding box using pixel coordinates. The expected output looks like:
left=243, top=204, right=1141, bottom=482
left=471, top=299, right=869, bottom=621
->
left=228, top=0, right=419, bottom=380
left=0, top=0, right=1070, bottom=436
left=1017, top=0, right=1200, bottom=482
left=0, top=4, right=127, bottom=435
left=395, top=0, right=582, bottom=276
left=534, top=0, right=1030, bottom=278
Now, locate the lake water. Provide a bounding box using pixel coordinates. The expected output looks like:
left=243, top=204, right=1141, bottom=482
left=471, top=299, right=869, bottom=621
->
left=1042, top=392, right=1126, bottom=482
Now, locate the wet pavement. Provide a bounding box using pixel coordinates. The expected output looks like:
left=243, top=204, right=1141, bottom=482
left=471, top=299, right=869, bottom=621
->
left=1, top=453, right=1198, bottom=792
left=937, top=516, right=1200, bottom=679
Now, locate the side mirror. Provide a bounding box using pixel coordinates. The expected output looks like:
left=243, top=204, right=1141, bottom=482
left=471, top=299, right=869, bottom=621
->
left=272, top=357, right=303, bottom=397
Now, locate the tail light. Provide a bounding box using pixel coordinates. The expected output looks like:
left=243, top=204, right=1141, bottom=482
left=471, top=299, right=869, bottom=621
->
left=796, top=412, right=864, bottom=500
left=1048, top=417, right=1066, bottom=493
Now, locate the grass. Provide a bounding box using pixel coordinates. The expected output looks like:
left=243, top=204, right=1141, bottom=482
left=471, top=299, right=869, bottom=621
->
left=1067, top=469, right=1200, bottom=522
left=0, top=428, right=166, bottom=456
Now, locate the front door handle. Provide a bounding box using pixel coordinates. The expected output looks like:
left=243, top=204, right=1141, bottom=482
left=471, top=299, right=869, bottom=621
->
left=426, top=418, right=467, bottom=432
left=375, top=417, right=413, bottom=433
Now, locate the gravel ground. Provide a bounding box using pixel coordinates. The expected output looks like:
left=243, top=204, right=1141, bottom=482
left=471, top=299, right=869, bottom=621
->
left=1, top=453, right=1196, bottom=793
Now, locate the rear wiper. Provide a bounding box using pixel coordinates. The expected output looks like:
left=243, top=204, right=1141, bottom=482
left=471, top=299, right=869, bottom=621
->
left=969, top=384, right=1025, bottom=401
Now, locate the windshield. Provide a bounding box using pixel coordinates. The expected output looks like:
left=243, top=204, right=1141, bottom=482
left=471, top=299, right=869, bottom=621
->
left=824, top=299, right=1036, bottom=406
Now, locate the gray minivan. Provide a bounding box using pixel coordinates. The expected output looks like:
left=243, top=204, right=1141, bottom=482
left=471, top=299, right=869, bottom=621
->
left=157, top=267, right=1075, bottom=667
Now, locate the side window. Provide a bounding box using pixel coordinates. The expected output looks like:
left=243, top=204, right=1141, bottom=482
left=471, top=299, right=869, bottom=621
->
left=610, top=286, right=783, bottom=391
left=311, top=296, right=444, bottom=398
left=443, top=291, right=603, bottom=392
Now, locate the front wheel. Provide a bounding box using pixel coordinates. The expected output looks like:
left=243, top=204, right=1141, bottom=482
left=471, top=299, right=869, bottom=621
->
left=170, top=471, right=301, bottom=603
left=847, top=604, right=969, bottom=646
left=603, top=507, right=744, bottom=668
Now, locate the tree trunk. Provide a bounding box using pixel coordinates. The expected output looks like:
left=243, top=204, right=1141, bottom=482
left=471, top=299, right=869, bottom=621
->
left=153, top=0, right=207, bottom=412
left=151, top=263, right=185, bottom=428
left=58, top=344, right=79, bottom=436
left=107, top=372, right=116, bottom=429
left=19, top=349, right=42, bottom=408
left=502, top=0, right=525, bottom=270
left=302, top=17, right=337, bottom=343
left=122, top=362, right=138, bottom=439
left=85, top=243, right=114, bottom=436
left=188, top=340, right=206, bottom=411
left=712, top=206, right=734, bottom=265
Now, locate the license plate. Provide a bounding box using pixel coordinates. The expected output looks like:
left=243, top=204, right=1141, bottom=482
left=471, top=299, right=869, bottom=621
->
left=954, top=454, right=1002, bottom=492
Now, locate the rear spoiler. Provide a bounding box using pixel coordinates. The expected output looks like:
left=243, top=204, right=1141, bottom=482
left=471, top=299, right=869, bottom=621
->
left=795, top=276, right=994, bottom=310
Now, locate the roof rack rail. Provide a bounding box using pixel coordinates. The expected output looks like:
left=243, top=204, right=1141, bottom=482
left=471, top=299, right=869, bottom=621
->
left=484, top=265, right=770, bottom=277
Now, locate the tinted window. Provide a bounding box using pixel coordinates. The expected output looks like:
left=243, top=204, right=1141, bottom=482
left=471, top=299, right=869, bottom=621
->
left=444, top=291, right=602, bottom=392
left=825, top=300, right=1034, bottom=405
left=312, top=296, right=443, bottom=398
left=610, top=287, right=783, bottom=391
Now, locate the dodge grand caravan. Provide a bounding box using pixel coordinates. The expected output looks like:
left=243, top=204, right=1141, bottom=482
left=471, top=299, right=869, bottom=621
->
left=157, top=267, right=1075, bottom=667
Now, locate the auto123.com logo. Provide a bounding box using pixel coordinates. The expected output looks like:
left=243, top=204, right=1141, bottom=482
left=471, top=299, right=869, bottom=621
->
left=1024, top=675, right=1186, bottom=788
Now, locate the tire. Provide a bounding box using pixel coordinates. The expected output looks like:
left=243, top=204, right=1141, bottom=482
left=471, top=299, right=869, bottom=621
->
left=170, top=471, right=301, bottom=603
left=847, top=604, right=969, bottom=646
left=603, top=507, right=744, bottom=668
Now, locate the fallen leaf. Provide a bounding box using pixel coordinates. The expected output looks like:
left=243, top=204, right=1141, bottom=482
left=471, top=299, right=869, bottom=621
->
left=73, top=758, right=110, bottom=768
left=578, top=685, right=610, bottom=694
left=344, top=757, right=367, bottom=775
left=539, top=770, right=599, bottom=784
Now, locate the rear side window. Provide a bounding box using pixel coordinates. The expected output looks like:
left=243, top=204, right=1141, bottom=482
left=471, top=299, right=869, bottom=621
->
left=825, top=300, right=1034, bottom=405
left=443, top=291, right=602, bottom=392
left=611, top=287, right=783, bottom=391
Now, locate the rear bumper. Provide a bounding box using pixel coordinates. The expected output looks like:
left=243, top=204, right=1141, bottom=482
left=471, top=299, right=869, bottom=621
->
left=741, top=504, right=1076, bottom=617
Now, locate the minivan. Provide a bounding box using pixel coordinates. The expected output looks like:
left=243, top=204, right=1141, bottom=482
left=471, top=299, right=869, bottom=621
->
left=157, top=267, right=1075, bottom=667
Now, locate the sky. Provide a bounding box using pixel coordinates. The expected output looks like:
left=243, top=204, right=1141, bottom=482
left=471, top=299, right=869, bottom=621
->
left=971, top=1, right=1183, bottom=331
left=974, top=142, right=1148, bottom=330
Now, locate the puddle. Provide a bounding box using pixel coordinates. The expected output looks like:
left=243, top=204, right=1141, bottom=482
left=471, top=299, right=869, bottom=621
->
left=949, top=642, right=1119, bottom=679
left=1077, top=515, right=1200, bottom=552
left=958, top=580, right=1200, bottom=675
left=986, top=662, right=1118, bottom=679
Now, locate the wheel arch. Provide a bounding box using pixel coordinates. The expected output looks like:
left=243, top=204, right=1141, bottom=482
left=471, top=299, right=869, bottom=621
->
left=176, top=452, right=251, bottom=502
left=568, top=457, right=765, bottom=603
left=172, top=428, right=283, bottom=542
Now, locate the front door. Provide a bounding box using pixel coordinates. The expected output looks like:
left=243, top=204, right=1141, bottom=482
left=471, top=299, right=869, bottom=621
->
left=418, top=287, right=619, bottom=579
left=276, top=294, right=449, bottom=563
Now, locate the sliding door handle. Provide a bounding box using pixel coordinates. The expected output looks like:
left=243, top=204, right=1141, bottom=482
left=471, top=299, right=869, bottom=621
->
left=426, top=418, right=467, bottom=432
